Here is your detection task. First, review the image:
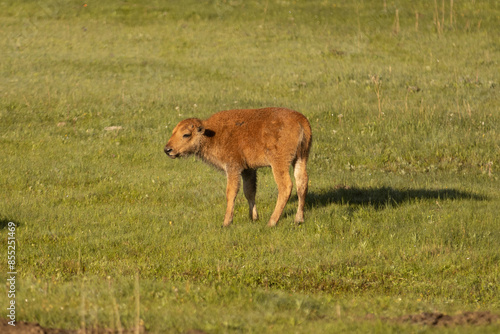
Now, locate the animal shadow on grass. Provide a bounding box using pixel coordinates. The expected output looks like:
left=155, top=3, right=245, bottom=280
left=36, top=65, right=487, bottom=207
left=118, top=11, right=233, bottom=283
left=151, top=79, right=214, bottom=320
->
left=304, top=185, right=487, bottom=210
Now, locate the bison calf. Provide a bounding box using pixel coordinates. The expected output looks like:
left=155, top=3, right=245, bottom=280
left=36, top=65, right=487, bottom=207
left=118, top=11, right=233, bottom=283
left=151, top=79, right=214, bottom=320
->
left=164, top=107, right=312, bottom=227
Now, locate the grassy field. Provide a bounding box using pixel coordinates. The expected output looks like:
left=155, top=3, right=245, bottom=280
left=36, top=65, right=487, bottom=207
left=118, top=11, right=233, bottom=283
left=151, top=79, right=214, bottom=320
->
left=1, top=0, right=499, bottom=332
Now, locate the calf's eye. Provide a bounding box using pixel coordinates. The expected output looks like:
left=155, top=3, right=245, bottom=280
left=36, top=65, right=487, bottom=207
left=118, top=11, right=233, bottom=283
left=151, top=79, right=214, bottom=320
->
left=183, top=133, right=191, bottom=138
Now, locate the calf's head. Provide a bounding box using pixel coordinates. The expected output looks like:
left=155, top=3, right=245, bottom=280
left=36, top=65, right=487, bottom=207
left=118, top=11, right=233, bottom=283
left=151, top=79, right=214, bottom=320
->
left=164, top=118, right=205, bottom=158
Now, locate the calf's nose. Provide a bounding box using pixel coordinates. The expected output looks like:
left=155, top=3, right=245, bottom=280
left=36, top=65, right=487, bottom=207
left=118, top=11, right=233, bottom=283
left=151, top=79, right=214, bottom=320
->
left=164, top=146, right=172, bottom=155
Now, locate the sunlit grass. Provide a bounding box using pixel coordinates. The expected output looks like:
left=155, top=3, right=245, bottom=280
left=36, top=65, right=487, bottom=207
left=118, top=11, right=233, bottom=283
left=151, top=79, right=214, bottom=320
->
left=0, top=0, right=499, bottom=332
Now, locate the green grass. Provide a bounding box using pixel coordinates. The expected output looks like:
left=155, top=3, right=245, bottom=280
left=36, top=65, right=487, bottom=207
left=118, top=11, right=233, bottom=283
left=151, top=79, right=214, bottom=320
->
left=1, top=0, right=499, bottom=333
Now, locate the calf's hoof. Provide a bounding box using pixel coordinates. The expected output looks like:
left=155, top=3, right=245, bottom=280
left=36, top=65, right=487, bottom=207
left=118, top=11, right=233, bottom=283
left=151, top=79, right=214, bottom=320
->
left=266, top=221, right=277, bottom=228
left=294, top=216, right=304, bottom=225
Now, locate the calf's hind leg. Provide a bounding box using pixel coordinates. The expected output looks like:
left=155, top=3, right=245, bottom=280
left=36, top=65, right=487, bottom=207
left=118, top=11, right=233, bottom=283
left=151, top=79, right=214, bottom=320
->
left=242, top=169, right=258, bottom=221
left=293, top=158, right=308, bottom=224
left=268, top=164, right=293, bottom=227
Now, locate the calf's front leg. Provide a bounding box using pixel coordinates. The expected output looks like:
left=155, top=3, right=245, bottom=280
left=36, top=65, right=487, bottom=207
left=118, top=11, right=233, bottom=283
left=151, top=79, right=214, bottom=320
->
left=223, top=171, right=241, bottom=227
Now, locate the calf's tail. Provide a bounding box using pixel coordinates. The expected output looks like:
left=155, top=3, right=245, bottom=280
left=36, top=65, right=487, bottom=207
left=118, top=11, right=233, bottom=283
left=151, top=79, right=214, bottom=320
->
left=297, top=117, right=312, bottom=161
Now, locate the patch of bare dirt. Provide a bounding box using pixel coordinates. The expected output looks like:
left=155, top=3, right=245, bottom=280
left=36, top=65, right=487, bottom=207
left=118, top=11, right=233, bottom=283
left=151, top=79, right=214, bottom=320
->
left=0, top=319, right=146, bottom=334
left=0, top=318, right=72, bottom=334
left=391, top=311, right=499, bottom=327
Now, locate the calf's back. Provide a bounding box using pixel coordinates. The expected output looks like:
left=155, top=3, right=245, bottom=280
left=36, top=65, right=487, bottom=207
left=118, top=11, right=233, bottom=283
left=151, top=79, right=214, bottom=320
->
left=198, top=107, right=311, bottom=171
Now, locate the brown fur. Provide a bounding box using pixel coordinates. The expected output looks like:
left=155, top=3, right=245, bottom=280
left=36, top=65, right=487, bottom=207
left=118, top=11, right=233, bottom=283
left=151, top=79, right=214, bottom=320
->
left=164, top=107, right=312, bottom=227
